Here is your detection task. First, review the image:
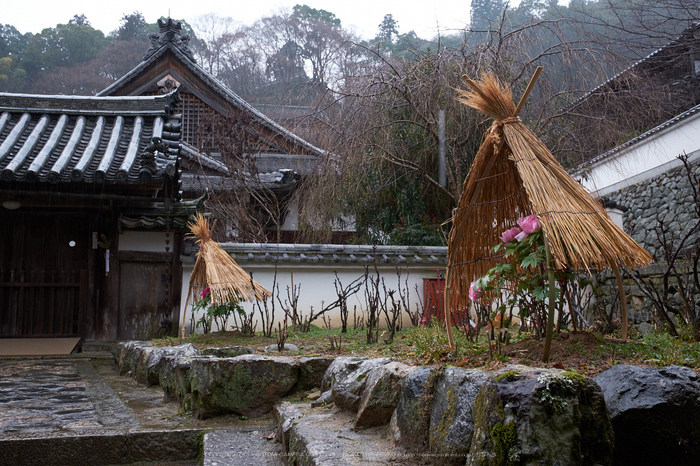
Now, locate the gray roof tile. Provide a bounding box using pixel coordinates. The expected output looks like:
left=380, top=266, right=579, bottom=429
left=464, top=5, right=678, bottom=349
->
left=0, top=92, right=181, bottom=184
left=185, top=243, right=448, bottom=267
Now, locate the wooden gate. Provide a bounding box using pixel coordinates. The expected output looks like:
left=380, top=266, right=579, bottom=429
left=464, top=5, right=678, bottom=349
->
left=0, top=269, right=87, bottom=337
left=118, top=251, right=176, bottom=340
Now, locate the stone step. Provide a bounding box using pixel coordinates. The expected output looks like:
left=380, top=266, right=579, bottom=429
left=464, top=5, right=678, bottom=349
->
left=202, top=425, right=283, bottom=466
left=0, top=429, right=204, bottom=466
left=81, top=340, right=117, bottom=353
left=274, top=402, right=429, bottom=466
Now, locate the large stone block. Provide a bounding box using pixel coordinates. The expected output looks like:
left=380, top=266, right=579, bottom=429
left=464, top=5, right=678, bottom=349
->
left=201, top=346, right=254, bottom=357
left=394, top=366, right=436, bottom=449
left=429, top=367, right=489, bottom=465
left=321, top=357, right=392, bottom=412
left=189, top=355, right=299, bottom=418
left=595, top=364, right=700, bottom=465
left=160, top=354, right=215, bottom=404
left=356, top=362, right=415, bottom=427
left=298, top=357, right=334, bottom=392
left=115, top=340, right=152, bottom=376
left=133, top=346, right=156, bottom=385
left=134, top=344, right=201, bottom=387
left=467, top=366, right=614, bottom=466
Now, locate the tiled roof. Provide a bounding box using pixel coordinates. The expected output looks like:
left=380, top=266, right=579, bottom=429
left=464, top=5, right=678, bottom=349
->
left=179, top=143, right=318, bottom=177
left=570, top=22, right=700, bottom=110
left=179, top=142, right=229, bottom=174
left=0, top=92, right=181, bottom=184
left=181, top=243, right=448, bottom=266
left=255, top=154, right=318, bottom=176
left=178, top=142, right=317, bottom=194
left=180, top=170, right=299, bottom=193
left=98, top=20, right=325, bottom=159
left=574, top=101, right=700, bottom=173
left=119, top=196, right=204, bottom=230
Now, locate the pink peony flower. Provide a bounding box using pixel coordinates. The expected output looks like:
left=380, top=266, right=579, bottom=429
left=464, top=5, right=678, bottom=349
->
left=500, top=227, right=522, bottom=243
left=515, top=230, right=529, bottom=242
left=201, top=287, right=211, bottom=298
left=517, top=214, right=541, bottom=234
left=469, top=281, right=483, bottom=301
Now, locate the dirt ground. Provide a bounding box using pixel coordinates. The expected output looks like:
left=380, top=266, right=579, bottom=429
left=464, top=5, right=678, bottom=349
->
left=454, top=331, right=655, bottom=376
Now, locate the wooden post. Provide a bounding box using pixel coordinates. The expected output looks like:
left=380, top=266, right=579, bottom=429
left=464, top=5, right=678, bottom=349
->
left=444, top=268, right=455, bottom=350
left=79, top=269, right=88, bottom=337
left=181, top=288, right=191, bottom=342
left=612, top=263, right=628, bottom=341
left=542, top=234, right=557, bottom=363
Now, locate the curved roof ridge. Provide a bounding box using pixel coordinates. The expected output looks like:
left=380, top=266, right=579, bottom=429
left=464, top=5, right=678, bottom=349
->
left=98, top=30, right=326, bottom=158
left=569, top=22, right=700, bottom=110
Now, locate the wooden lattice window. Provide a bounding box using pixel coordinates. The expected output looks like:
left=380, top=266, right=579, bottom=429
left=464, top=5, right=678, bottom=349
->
left=180, top=91, right=216, bottom=150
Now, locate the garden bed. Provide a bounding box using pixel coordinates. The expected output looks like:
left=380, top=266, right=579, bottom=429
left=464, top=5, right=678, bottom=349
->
left=151, top=325, right=700, bottom=377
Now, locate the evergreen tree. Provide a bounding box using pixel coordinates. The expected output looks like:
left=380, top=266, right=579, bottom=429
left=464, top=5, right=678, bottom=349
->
left=0, top=24, right=29, bottom=58
left=470, top=0, right=508, bottom=32
left=378, top=14, right=399, bottom=43
left=69, top=14, right=90, bottom=27
left=115, top=12, right=150, bottom=41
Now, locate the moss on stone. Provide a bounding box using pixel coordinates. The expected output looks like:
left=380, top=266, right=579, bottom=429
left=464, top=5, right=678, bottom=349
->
left=356, top=372, right=367, bottom=381
left=494, top=370, right=520, bottom=382
left=561, top=371, right=585, bottom=385
left=491, top=421, right=518, bottom=465
left=430, top=380, right=458, bottom=447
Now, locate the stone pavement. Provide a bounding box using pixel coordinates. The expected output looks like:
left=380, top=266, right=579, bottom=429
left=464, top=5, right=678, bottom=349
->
left=0, top=358, right=137, bottom=436
left=0, top=353, right=284, bottom=466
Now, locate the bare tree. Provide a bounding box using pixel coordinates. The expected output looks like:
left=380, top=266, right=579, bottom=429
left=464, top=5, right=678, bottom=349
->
left=363, top=266, right=381, bottom=344
left=333, top=271, right=364, bottom=333
left=195, top=110, right=294, bottom=243
left=190, top=13, right=243, bottom=77
left=292, top=0, right=700, bottom=245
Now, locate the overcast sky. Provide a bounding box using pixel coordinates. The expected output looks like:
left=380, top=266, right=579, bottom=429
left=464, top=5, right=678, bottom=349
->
left=5, top=0, right=473, bottom=40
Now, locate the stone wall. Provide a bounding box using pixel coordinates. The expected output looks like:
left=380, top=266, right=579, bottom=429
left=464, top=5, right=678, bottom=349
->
left=600, top=159, right=700, bottom=329
left=593, top=264, right=665, bottom=330
left=607, top=160, right=700, bottom=258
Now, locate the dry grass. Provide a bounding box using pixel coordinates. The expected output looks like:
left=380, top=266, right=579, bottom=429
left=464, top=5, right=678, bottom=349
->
left=186, top=213, right=271, bottom=306
left=181, top=214, right=271, bottom=338
left=447, top=72, right=652, bottom=312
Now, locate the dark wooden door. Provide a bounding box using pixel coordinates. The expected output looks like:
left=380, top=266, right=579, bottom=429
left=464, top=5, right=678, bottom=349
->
left=423, top=278, right=445, bottom=322
left=0, top=212, right=89, bottom=337
left=118, top=252, right=174, bottom=340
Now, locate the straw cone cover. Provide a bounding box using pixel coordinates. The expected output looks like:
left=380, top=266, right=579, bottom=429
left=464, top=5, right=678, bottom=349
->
left=186, top=213, right=271, bottom=307
left=446, top=73, right=652, bottom=311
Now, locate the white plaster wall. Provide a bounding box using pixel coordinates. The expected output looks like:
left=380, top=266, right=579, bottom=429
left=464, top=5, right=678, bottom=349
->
left=280, top=196, right=299, bottom=232
left=579, top=111, right=700, bottom=195
left=180, top=262, right=438, bottom=334
left=605, top=208, right=624, bottom=229
left=118, top=231, right=170, bottom=252
left=280, top=196, right=356, bottom=232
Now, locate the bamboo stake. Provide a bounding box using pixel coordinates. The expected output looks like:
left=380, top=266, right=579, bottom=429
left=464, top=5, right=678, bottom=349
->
left=542, top=233, right=557, bottom=363
left=181, top=289, right=191, bottom=341
left=514, top=67, right=543, bottom=117
left=612, top=262, right=629, bottom=341
left=444, top=268, right=455, bottom=349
